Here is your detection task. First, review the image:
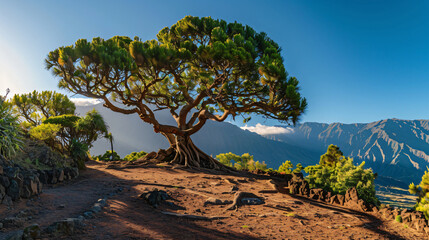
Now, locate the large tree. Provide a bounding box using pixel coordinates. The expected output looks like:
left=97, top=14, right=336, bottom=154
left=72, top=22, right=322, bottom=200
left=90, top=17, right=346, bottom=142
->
left=45, top=16, right=307, bottom=169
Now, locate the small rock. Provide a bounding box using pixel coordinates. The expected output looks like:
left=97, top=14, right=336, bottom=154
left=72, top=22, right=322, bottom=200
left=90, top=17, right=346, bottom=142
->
left=241, top=198, right=263, bottom=205
left=97, top=198, right=107, bottom=207
left=231, top=186, right=239, bottom=192
left=55, top=219, right=75, bottom=235
left=91, top=203, right=102, bottom=213
left=204, top=197, right=231, bottom=206
left=83, top=211, right=94, bottom=219
left=58, top=204, right=65, bottom=209
left=23, top=224, right=41, bottom=239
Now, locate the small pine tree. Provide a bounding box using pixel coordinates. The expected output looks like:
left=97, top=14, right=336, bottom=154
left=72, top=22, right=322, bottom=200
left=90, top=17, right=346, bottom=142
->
left=278, top=160, right=294, bottom=174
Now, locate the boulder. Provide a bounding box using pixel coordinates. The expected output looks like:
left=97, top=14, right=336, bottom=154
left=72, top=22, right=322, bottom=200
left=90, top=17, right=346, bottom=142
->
left=289, top=181, right=301, bottom=195
left=330, top=194, right=345, bottom=206
left=7, top=180, right=21, bottom=201
left=139, top=189, right=170, bottom=208
left=57, top=169, right=65, bottom=182
left=309, top=188, right=326, bottom=201
left=292, top=172, right=304, bottom=181
left=411, top=211, right=426, bottom=222
left=379, top=207, right=394, bottom=220
left=414, top=218, right=427, bottom=231
left=298, top=181, right=310, bottom=196
left=46, top=170, right=57, bottom=184
left=37, top=170, right=48, bottom=184
left=23, top=224, right=41, bottom=239
left=204, top=197, right=231, bottom=206
left=227, top=191, right=264, bottom=210
left=345, top=187, right=359, bottom=202
left=325, top=192, right=332, bottom=203
left=55, top=219, right=76, bottom=235
left=0, top=175, right=10, bottom=188
left=0, top=184, right=5, bottom=201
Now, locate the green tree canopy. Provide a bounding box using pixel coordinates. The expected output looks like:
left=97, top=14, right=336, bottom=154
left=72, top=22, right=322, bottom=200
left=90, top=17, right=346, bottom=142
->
left=45, top=16, right=307, bottom=169
left=12, top=90, right=75, bottom=127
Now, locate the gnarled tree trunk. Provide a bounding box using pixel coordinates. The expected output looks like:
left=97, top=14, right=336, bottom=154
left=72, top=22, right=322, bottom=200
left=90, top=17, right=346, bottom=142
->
left=156, top=133, right=228, bottom=170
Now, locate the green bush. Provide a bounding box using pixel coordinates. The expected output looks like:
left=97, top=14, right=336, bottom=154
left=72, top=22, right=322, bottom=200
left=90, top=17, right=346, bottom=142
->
left=94, top=150, right=121, bottom=162
left=408, top=167, right=429, bottom=220
left=278, top=161, right=303, bottom=174
left=216, top=152, right=267, bottom=171
left=395, top=215, right=402, bottom=223
left=124, top=151, right=147, bottom=161
left=304, top=144, right=379, bottom=205
left=0, top=91, right=23, bottom=159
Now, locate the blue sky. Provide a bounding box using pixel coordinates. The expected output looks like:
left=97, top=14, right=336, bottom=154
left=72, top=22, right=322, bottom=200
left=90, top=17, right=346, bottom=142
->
left=0, top=0, right=428, bottom=125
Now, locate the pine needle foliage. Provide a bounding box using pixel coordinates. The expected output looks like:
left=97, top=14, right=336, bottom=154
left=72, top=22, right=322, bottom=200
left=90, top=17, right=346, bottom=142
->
left=305, top=144, right=378, bottom=205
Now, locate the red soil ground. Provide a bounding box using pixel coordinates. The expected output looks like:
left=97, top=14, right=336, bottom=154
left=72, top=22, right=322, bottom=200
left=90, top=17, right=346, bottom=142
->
left=0, top=161, right=426, bottom=239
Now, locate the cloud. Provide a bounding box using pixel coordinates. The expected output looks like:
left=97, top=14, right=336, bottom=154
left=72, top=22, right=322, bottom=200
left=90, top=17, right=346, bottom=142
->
left=71, top=98, right=103, bottom=107
left=241, top=123, right=293, bottom=135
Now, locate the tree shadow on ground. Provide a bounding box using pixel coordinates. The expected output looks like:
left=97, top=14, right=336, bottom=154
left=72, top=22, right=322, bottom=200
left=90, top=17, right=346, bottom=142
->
left=60, top=162, right=260, bottom=240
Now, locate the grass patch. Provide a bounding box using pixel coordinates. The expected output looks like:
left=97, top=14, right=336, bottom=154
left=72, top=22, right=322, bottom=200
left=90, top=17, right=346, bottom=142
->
left=241, top=225, right=250, bottom=228
left=284, top=212, right=296, bottom=217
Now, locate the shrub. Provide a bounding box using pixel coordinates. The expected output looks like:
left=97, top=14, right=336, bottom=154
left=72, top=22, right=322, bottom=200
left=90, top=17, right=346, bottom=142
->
left=29, top=123, right=61, bottom=140
left=94, top=150, right=121, bottom=162
left=408, top=167, right=429, bottom=220
left=278, top=161, right=304, bottom=174
left=395, top=215, right=402, bottom=223
left=304, top=144, right=379, bottom=205
left=124, top=151, right=147, bottom=161
left=216, top=152, right=267, bottom=171
left=0, top=90, right=23, bottom=159
left=278, top=160, right=293, bottom=174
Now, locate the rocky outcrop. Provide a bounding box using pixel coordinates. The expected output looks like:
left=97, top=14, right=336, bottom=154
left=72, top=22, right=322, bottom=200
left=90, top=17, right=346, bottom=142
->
left=270, top=172, right=429, bottom=236
left=0, top=157, right=79, bottom=205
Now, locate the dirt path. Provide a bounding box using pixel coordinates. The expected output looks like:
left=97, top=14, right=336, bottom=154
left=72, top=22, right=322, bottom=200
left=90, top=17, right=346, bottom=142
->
left=0, top=161, right=426, bottom=239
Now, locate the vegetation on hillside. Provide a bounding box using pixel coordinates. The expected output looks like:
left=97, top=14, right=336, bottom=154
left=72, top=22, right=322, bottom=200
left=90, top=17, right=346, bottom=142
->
left=409, top=167, right=429, bottom=219
left=12, top=90, right=75, bottom=128
left=0, top=89, right=23, bottom=159
left=45, top=16, right=307, bottom=169
left=304, top=144, right=379, bottom=205
left=278, top=160, right=303, bottom=174
left=217, top=152, right=267, bottom=171
left=11, top=91, right=108, bottom=169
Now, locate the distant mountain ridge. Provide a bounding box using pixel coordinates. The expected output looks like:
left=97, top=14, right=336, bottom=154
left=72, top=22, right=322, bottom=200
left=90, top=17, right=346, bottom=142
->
left=273, top=119, right=429, bottom=183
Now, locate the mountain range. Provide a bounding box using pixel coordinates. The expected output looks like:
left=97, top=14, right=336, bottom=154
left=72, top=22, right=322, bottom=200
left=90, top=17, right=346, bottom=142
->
left=76, top=103, right=428, bottom=187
